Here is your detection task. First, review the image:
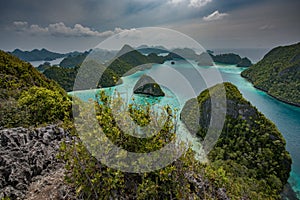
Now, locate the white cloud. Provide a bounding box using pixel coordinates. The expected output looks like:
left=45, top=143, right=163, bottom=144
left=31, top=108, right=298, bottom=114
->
left=189, top=0, right=212, bottom=8
left=11, top=21, right=131, bottom=37
left=259, top=24, right=275, bottom=30
left=168, top=0, right=212, bottom=8
left=203, top=10, right=228, bottom=21
left=12, top=21, right=28, bottom=31
left=168, top=0, right=185, bottom=5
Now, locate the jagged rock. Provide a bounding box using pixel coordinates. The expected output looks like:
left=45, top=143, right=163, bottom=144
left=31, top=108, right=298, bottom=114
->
left=185, top=171, right=230, bottom=200
left=0, top=125, right=73, bottom=199
left=133, top=75, right=165, bottom=97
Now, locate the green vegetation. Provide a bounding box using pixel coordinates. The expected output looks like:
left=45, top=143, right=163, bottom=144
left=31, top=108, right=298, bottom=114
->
left=18, top=86, right=71, bottom=125
left=59, top=51, right=89, bottom=68
left=59, top=91, right=230, bottom=199
left=99, top=45, right=165, bottom=87
left=42, top=45, right=166, bottom=91
left=1, top=49, right=293, bottom=199
left=181, top=82, right=292, bottom=199
left=210, top=53, right=252, bottom=67
left=36, top=62, right=52, bottom=72
left=43, top=66, right=78, bottom=92
left=241, top=42, right=300, bottom=106
left=0, top=50, right=71, bottom=127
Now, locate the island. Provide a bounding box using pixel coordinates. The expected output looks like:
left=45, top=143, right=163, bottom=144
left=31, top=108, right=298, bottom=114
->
left=210, top=52, right=253, bottom=67
left=10, top=48, right=66, bottom=61
left=181, top=82, right=292, bottom=198
left=133, top=75, right=165, bottom=97
left=241, top=42, right=300, bottom=106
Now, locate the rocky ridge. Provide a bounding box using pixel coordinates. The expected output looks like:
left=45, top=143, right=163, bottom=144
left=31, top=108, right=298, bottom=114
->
left=0, top=125, right=75, bottom=200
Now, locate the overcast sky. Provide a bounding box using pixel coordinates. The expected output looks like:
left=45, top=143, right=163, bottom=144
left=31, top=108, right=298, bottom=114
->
left=0, top=0, right=299, bottom=52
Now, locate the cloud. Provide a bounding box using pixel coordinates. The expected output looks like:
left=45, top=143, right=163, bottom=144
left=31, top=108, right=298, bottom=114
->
left=11, top=21, right=131, bottom=37
left=168, top=0, right=212, bottom=8
left=203, top=10, right=228, bottom=21
left=259, top=24, right=275, bottom=30
left=12, top=21, right=28, bottom=31
left=189, top=0, right=212, bottom=8
left=168, top=0, right=185, bottom=5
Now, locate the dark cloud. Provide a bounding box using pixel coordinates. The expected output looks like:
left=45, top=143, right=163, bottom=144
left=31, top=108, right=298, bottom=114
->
left=0, top=0, right=299, bottom=51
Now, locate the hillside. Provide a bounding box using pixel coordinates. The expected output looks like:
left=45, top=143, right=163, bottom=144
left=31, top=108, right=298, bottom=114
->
left=59, top=51, right=89, bottom=68
left=181, top=82, right=292, bottom=198
left=241, top=42, right=300, bottom=106
left=43, top=66, right=79, bottom=92
left=0, top=50, right=71, bottom=127
left=42, top=45, right=166, bottom=91
left=10, top=48, right=65, bottom=61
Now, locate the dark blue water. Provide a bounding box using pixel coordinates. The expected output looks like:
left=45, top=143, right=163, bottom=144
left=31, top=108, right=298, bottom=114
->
left=70, top=62, right=300, bottom=197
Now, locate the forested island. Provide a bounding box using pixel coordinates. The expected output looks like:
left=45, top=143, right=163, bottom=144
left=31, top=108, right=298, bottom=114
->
left=242, top=42, right=300, bottom=106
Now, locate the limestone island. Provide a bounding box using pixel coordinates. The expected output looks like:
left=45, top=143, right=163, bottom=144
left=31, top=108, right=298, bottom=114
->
left=133, top=75, right=165, bottom=97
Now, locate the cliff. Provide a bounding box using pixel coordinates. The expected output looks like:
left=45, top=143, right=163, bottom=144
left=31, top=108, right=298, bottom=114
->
left=181, top=82, right=292, bottom=198
left=133, top=75, right=165, bottom=97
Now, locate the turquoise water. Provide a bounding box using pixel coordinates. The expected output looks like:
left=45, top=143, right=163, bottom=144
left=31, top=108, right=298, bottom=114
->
left=70, top=61, right=300, bottom=197
left=216, top=65, right=300, bottom=198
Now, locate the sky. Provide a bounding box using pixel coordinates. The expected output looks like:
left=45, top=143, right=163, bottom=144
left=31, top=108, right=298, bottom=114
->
left=0, top=0, right=300, bottom=53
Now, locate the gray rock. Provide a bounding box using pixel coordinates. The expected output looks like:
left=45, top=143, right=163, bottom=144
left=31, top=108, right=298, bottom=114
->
left=0, top=125, right=72, bottom=199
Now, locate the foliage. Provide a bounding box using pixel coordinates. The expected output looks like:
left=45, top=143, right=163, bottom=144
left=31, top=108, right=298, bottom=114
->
left=242, top=42, right=300, bottom=106
left=210, top=53, right=252, bottom=67
left=181, top=82, right=292, bottom=199
left=36, top=61, right=52, bottom=72
left=43, top=66, right=78, bottom=92
left=17, top=86, right=72, bottom=126
left=0, top=50, right=70, bottom=127
left=42, top=45, right=167, bottom=91
left=59, top=51, right=89, bottom=68
left=60, top=91, right=230, bottom=199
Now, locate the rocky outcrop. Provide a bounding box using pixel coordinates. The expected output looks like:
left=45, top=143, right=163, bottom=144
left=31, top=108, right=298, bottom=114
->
left=133, top=75, right=165, bottom=97
left=185, top=171, right=229, bottom=200
left=0, top=125, right=74, bottom=200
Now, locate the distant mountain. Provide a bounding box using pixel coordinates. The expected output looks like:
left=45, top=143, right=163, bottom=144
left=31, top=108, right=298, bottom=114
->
left=58, top=49, right=117, bottom=69
left=163, top=48, right=214, bottom=66
left=99, top=44, right=166, bottom=87
left=137, top=45, right=169, bottom=55
left=210, top=53, right=252, bottom=67
left=36, top=62, right=52, bottom=72
left=59, top=51, right=89, bottom=68
left=241, top=42, right=300, bottom=106
left=211, top=48, right=269, bottom=63
left=10, top=48, right=66, bottom=61
left=42, top=44, right=167, bottom=91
